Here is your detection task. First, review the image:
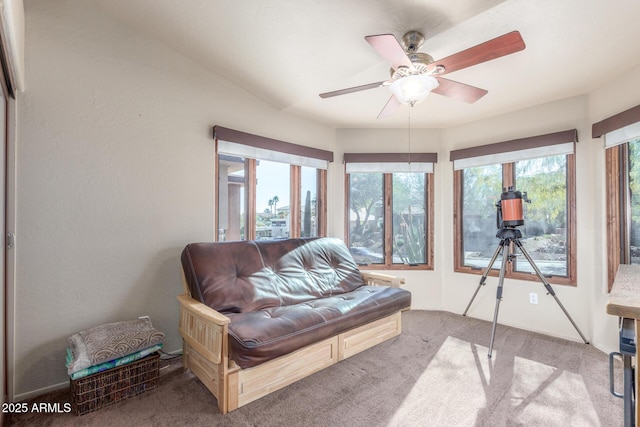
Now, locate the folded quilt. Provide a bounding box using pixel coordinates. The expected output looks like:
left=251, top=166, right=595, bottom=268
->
left=67, top=343, right=163, bottom=380
left=66, top=318, right=164, bottom=375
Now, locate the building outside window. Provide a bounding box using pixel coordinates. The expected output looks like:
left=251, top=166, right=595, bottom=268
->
left=256, top=160, right=290, bottom=240
left=214, top=126, right=331, bottom=242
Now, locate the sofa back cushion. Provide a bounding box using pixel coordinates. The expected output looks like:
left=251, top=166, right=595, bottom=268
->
left=181, top=237, right=366, bottom=314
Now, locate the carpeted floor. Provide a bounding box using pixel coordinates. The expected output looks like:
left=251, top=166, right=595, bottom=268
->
left=7, top=310, right=624, bottom=426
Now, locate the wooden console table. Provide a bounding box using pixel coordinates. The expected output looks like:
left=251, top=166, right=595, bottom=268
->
left=607, top=264, right=640, bottom=427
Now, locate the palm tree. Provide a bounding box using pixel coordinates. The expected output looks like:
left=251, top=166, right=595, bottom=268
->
left=268, top=199, right=274, bottom=217
left=272, top=195, right=279, bottom=218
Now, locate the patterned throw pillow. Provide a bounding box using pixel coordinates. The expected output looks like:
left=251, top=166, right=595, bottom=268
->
left=66, top=318, right=164, bottom=375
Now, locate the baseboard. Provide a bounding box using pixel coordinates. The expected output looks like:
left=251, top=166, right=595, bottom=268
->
left=162, top=348, right=183, bottom=356
left=12, top=348, right=182, bottom=403
left=13, top=381, right=68, bottom=402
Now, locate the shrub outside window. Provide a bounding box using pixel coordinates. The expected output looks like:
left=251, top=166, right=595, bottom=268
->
left=344, top=153, right=435, bottom=270
left=300, top=166, right=319, bottom=238
left=460, top=164, right=503, bottom=271
left=513, top=156, right=568, bottom=276
left=627, top=140, right=640, bottom=264
left=392, top=172, right=428, bottom=265
left=347, top=173, right=385, bottom=265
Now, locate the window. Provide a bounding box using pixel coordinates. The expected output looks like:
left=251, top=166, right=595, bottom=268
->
left=608, top=139, right=640, bottom=266
left=452, top=130, right=577, bottom=285
left=347, top=173, right=384, bottom=265
left=344, top=153, right=435, bottom=270
left=256, top=160, right=290, bottom=239
left=595, top=105, right=640, bottom=290
left=459, top=164, right=503, bottom=271
left=214, top=126, right=331, bottom=241
left=627, top=140, right=640, bottom=263
left=300, top=166, right=319, bottom=238
left=393, top=172, right=428, bottom=264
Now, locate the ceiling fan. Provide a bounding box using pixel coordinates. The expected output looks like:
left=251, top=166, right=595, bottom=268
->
left=319, top=30, right=526, bottom=118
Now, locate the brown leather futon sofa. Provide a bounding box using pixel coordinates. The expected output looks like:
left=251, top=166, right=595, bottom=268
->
left=178, top=237, right=411, bottom=413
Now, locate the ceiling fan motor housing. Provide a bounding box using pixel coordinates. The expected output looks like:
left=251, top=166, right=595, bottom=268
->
left=389, top=32, right=435, bottom=79
left=401, top=30, right=425, bottom=53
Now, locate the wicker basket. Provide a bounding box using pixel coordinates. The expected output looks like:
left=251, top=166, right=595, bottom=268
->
left=70, top=352, right=160, bottom=415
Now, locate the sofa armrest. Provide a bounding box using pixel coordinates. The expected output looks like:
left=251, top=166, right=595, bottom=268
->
left=360, top=271, right=405, bottom=288
left=177, top=294, right=230, bottom=365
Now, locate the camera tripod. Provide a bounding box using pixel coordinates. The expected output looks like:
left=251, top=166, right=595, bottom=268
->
left=463, top=227, right=589, bottom=358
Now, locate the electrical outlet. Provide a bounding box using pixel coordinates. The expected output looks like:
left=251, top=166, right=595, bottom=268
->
left=529, top=293, right=538, bottom=304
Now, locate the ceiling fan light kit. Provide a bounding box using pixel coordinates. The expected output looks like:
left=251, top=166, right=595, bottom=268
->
left=319, top=30, right=525, bottom=118
left=389, top=74, right=439, bottom=106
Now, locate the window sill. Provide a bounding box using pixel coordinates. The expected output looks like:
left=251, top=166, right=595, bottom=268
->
left=454, top=266, right=576, bottom=286
left=358, top=264, right=433, bottom=271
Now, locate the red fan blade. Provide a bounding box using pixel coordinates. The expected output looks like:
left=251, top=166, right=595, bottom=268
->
left=319, top=81, right=387, bottom=98
left=365, top=34, right=413, bottom=71
left=377, top=95, right=401, bottom=119
left=432, top=78, right=488, bottom=104
left=429, top=31, right=525, bottom=75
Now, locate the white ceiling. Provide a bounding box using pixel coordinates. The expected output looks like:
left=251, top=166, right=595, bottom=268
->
left=94, top=0, right=640, bottom=129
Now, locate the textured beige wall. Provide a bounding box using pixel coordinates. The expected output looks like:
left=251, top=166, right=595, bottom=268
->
left=15, top=0, right=334, bottom=398
left=440, top=95, right=594, bottom=344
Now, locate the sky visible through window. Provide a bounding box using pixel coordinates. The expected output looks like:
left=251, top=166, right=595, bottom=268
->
left=254, top=160, right=316, bottom=213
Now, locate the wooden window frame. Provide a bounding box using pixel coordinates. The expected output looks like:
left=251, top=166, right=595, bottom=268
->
left=605, top=145, right=622, bottom=291
left=453, top=154, right=577, bottom=286
left=593, top=104, right=640, bottom=291
left=344, top=170, right=435, bottom=271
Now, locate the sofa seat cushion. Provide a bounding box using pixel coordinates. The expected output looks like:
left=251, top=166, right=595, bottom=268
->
left=227, top=285, right=411, bottom=369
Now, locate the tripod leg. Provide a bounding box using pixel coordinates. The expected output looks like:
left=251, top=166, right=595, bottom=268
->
left=463, top=241, right=504, bottom=316
left=488, top=242, right=510, bottom=358
left=514, top=240, right=590, bottom=344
